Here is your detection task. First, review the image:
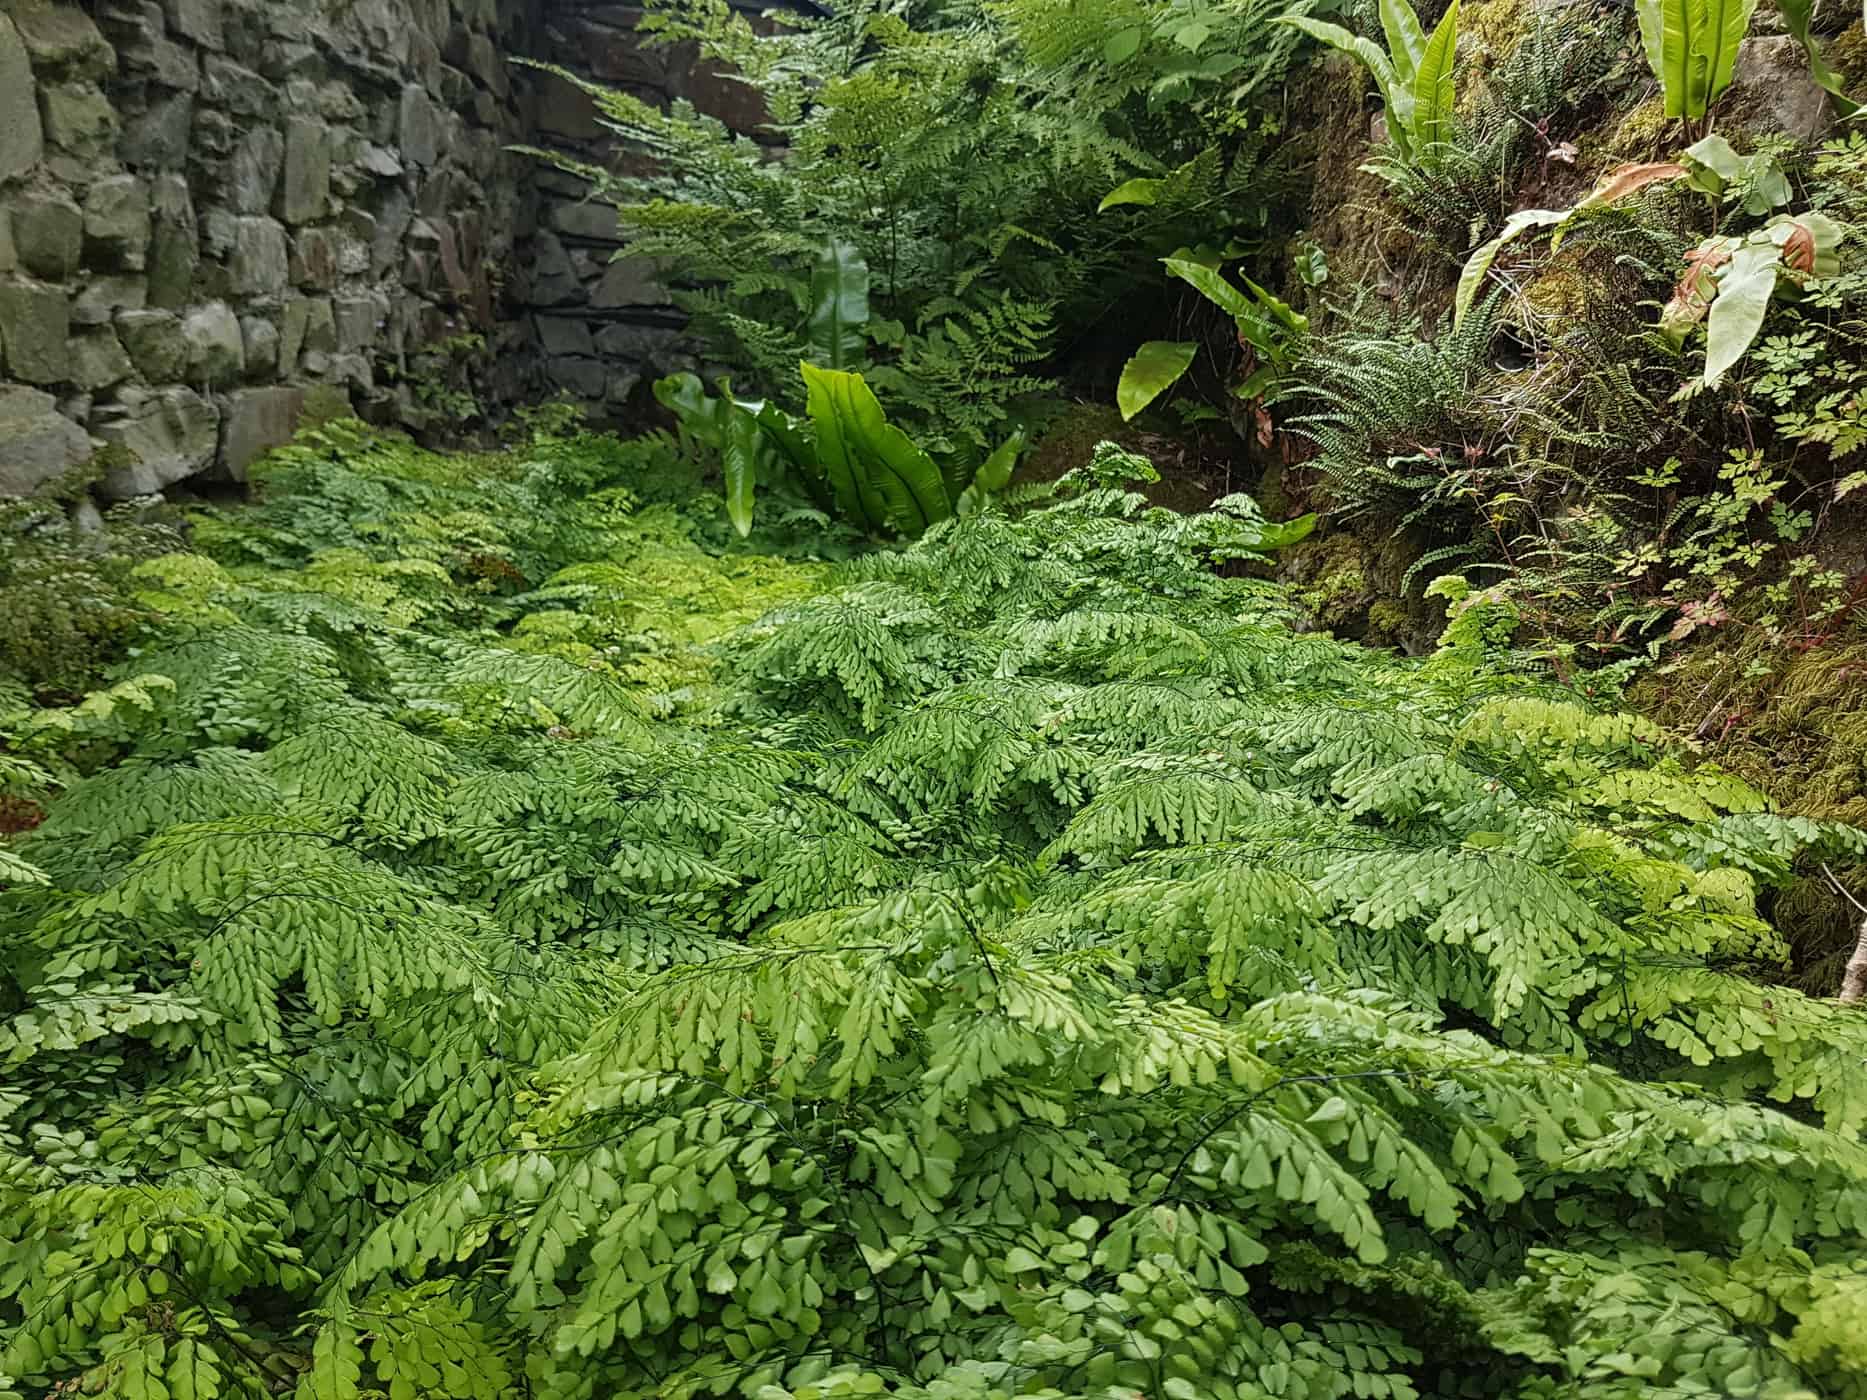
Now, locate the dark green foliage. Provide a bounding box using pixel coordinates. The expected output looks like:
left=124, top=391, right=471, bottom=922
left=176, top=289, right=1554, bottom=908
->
left=533, top=0, right=1310, bottom=455
left=4, top=426, right=1866, bottom=1400
left=1373, top=8, right=1632, bottom=258
left=1287, top=293, right=1519, bottom=523
left=0, top=484, right=182, bottom=698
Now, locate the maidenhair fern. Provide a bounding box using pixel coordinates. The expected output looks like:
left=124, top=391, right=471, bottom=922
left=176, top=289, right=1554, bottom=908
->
left=3, top=426, right=1866, bottom=1400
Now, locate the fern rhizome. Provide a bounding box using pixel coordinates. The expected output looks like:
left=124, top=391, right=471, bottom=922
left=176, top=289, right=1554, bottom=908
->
left=4, top=424, right=1867, bottom=1400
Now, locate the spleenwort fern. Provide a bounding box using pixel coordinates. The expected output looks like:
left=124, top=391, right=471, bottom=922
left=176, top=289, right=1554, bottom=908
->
left=3, top=428, right=1866, bottom=1400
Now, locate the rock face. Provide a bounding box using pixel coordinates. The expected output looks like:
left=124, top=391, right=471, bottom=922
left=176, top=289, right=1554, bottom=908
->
left=0, top=0, right=769, bottom=496
left=516, top=4, right=794, bottom=419
left=0, top=18, right=45, bottom=183
left=1727, top=36, right=1834, bottom=144
left=95, top=386, right=220, bottom=497
left=218, top=385, right=305, bottom=481
left=0, top=0, right=544, bottom=497
left=0, top=386, right=91, bottom=495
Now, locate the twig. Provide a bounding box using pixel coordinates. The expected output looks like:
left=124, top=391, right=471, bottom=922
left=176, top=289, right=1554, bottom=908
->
left=1819, top=863, right=1867, bottom=1003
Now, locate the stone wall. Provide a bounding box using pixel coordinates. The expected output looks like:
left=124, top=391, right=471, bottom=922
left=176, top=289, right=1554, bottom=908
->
left=517, top=1, right=776, bottom=421
left=0, top=0, right=541, bottom=499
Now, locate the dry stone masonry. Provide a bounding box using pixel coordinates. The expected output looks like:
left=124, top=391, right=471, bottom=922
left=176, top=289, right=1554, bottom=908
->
left=0, top=0, right=795, bottom=501
left=519, top=1, right=780, bottom=415
left=0, top=0, right=542, bottom=499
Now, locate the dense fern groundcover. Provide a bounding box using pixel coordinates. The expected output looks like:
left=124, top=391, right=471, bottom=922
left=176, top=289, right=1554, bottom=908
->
left=5, top=426, right=1867, bottom=1400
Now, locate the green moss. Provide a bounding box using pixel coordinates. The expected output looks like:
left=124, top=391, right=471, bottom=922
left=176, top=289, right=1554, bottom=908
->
left=1522, top=259, right=1591, bottom=323
left=1828, top=21, right=1867, bottom=87
left=1285, top=531, right=1373, bottom=632
left=1462, top=0, right=1534, bottom=66
left=1600, top=95, right=1670, bottom=162
left=1630, top=631, right=1867, bottom=994
left=1364, top=598, right=1413, bottom=646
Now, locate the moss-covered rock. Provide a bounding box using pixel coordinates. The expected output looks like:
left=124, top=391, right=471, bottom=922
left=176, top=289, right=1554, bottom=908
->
left=1630, top=628, right=1867, bottom=993
left=1461, top=0, right=1536, bottom=67
left=1826, top=20, right=1867, bottom=86
left=1598, top=95, right=1670, bottom=162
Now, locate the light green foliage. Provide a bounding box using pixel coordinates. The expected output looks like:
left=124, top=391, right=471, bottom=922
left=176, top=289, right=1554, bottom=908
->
left=1454, top=161, right=1691, bottom=326
left=1661, top=210, right=1844, bottom=386
left=1304, top=130, right=1867, bottom=669
left=1370, top=5, right=1630, bottom=257
left=1278, top=0, right=1463, bottom=166
left=1635, top=0, right=1760, bottom=120
left=1115, top=252, right=1311, bottom=417
left=1289, top=296, right=1512, bottom=521
left=4, top=426, right=1867, bottom=1400
left=656, top=366, right=1024, bottom=538
left=0, top=482, right=184, bottom=696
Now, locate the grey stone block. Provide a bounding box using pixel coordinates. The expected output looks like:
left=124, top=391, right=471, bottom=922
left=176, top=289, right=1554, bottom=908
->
left=164, top=0, right=224, bottom=50
left=84, top=176, right=151, bottom=271
left=302, top=296, right=336, bottom=353
left=289, top=225, right=339, bottom=289
left=333, top=293, right=384, bottom=352
left=528, top=231, right=584, bottom=307
left=547, top=356, right=606, bottom=398
left=73, top=276, right=147, bottom=326
left=227, top=126, right=284, bottom=214
left=183, top=301, right=246, bottom=385
left=279, top=296, right=309, bottom=369
left=535, top=314, right=595, bottom=357
left=11, top=193, right=84, bottom=281
left=69, top=325, right=134, bottom=391
left=227, top=215, right=288, bottom=296
left=0, top=279, right=72, bottom=384
left=110, top=1, right=199, bottom=90
left=39, top=82, right=116, bottom=157
left=116, top=308, right=189, bottom=380
left=14, top=6, right=116, bottom=82
left=0, top=17, right=44, bottom=181
left=218, top=385, right=304, bottom=481
left=398, top=84, right=441, bottom=166
left=240, top=314, right=279, bottom=376
left=95, top=386, right=220, bottom=498
left=201, top=54, right=272, bottom=115
left=147, top=174, right=198, bottom=309
left=278, top=116, right=331, bottom=225
left=591, top=255, right=672, bottom=308
left=1729, top=36, right=1834, bottom=143
left=121, top=91, right=194, bottom=170
left=552, top=201, right=623, bottom=243
left=0, top=385, right=91, bottom=496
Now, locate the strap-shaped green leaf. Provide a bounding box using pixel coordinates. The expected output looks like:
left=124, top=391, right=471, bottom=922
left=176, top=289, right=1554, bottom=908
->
left=956, top=430, right=1025, bottom=515
left=1411, top=0, right=1461, bottom=156
left=1640, top=0, right=1760, bottom=116
left=1164, top=256, right=1255, bottom=318
left=1118, top=341, right=1199, bottom=421
left=1779, top=0, right=1859, bottom=118
left=801, top=363, right=951, bottom=536
left=1099, top=177, right=1166, bottom=212
left=1240, top=275, right=1309, bottom=336
left=1635, top=0, right=1686, bottom=115
left=1378, top=0, right=1429, bottom=86
left=806, top=239, right=870, bottom=372
left=1454, top=208, right=1567, bottom=327
left=1164, top=259, right=1291, bottom=357
left=1277, top=16, right=1414, bottom=159
left=1699, top=0, right=1760, bottom=115
left=1702, top=240, right=1780, bottom=385
left=719, top=406, right=765, bottom=538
